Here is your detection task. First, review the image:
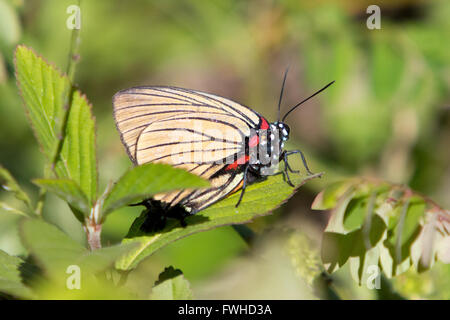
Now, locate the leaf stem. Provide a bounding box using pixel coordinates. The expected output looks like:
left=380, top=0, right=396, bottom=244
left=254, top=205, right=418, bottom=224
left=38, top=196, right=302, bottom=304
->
left=35, top=187, right=46, bottom=216
left=34, top=165, right=51, bottom=216
left=66, top=24, right=81, bottom=83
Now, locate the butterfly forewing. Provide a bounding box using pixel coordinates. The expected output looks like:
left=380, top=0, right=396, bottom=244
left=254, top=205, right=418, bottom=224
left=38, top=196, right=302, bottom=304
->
left=135, top=114, right=246, bottom=165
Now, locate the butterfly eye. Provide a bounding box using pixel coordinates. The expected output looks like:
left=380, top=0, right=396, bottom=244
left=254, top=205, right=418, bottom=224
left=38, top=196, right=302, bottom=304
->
left=283, top=124, right=290, bottom=136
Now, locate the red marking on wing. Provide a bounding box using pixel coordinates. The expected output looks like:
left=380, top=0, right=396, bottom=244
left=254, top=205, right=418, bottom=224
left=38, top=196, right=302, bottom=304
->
left=225, top=155, right=249, bottom=170
left=260, top=117, right=269, bottom=130
left=249, top=135, right=259, bottom=148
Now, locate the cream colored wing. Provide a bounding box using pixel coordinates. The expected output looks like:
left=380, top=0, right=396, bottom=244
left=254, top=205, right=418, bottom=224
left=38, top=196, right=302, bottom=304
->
left=155, top=164, right=244, bottom=212
left=113, top=86, right=260, bottom=211
left=113, top=86, right=261, bottom=163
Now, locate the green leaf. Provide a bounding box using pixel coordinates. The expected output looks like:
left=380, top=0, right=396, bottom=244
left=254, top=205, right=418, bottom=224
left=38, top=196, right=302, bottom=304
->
left=32, top=179, right=90, bottom=217
left=349, top=243, right=381, bottom=286
left=101, top=163, right=210, bottom=217
left=343, top=197, right=367, bottom=232
left=76, top=243, right=139, bottom=275
left=116, top=172, right=322, bottom=270
left=311, top=180, right=353, bottom=210
left=16, top=218, right=135, bottom=299
left=0, top=202, right=29, bottom=216
left=14, top=46, right=98, bottom=204
left=56, top=91, right=98, bottom=203
left=0, top=165, right=33, bottom=213
left=322, top=214, right=386, bottom=275
left=0, top=250, right=34, bottom=299
left=150, top=266, right=193, bottom=300
left=386, top=198, right=426, bottom=264
left=20, top=218, right=85, bottom=278
left=19, top=219, right=136, bottom=280
left=14, top=45, right=69, bottom=163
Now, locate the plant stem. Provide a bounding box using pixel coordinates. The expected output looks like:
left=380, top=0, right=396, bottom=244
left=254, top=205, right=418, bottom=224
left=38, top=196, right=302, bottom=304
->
left=85, top=222, right=102, bottom=251
left=51, top=0, right=81, bottom=171
left=35, top=1, right=82, bottom=215
left=66, top=1, right=82, bottom=80
left=84, top=196, right=103, bottom=250
left=34, top=164, right=52, bottom=216
left=35, top=187, right=46, bottom=216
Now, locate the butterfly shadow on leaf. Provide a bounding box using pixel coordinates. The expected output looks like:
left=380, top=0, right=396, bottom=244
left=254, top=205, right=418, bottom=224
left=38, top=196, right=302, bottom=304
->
left=124, top=204, right=210, bottom=238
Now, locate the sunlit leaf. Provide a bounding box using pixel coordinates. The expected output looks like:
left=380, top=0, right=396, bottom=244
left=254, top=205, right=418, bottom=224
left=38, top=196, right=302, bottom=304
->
left=314, top=178, right=450, bottom=283
left=32, top=179, right=90, bottom=217
left=57, top=91, right=98, bottom=203
left=117, top=172, right=322, bottom=270
left=101, top=163, right=210, bottom=218
left=14, top=46, right=98, bottom=204
left=311, top=180, right=353, bottom=210
left=14, top=45, right=69, bottom=163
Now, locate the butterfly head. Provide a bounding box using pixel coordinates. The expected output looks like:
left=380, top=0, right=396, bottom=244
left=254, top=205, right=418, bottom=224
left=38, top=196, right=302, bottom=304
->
left=272, top=121, right=290, bottom=143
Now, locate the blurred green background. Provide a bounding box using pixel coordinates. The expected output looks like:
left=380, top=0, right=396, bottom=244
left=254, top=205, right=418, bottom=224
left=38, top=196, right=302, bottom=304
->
left=0, top=0, right=449, bottom=299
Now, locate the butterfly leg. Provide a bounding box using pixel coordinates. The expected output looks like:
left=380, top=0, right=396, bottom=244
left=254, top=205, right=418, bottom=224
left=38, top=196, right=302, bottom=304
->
left=129, top=199, right=152, bottom=208
left=270, top=164, right=294, bottom=186
left=283, top=152, right=299, bottom=173
left=282, top=163, right=295, bottom=187
left=235, top=164, right=250, bottom=208
left=283, top=150, right=314, bottom=175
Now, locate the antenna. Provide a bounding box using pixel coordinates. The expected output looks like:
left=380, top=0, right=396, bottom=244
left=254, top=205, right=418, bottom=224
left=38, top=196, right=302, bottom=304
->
left=281, top=81, right=335, bottom=122
left=277, top=67, right=290, bottom=122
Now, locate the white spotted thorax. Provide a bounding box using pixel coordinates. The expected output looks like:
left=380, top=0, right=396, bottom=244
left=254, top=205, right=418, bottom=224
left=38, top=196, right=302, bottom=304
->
left=270, top=121, right=290, bottom=162
left=250, top=121, right=290, bottom=175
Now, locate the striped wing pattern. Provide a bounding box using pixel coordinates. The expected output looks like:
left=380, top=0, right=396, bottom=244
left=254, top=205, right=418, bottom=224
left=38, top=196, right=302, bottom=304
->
left=113, top=86, right=261, bottom=212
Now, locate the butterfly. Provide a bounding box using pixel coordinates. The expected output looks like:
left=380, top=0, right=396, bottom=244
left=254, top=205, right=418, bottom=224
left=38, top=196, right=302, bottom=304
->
left=113, top=70, right=333, bottom=230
